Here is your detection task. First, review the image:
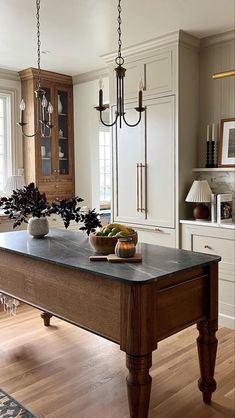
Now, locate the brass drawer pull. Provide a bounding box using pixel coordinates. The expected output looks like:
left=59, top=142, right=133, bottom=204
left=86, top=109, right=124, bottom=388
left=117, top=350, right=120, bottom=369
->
left=204, top=245, right=212, bottom=250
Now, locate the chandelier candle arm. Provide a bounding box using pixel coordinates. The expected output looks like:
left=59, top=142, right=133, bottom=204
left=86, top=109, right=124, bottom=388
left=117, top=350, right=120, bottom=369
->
left=41, top=95, right=47, bottom=123
left=98, top=77, right=104, bottom=108
left=19, top=99, right=25, bottom=125
left=48, top=102, right=53, bottom=124
left=18, top=0, right=54, bottom=138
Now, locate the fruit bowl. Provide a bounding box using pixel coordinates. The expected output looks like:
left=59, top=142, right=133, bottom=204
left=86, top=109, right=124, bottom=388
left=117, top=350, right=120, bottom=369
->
left=89, top=230, right=138, bottom=255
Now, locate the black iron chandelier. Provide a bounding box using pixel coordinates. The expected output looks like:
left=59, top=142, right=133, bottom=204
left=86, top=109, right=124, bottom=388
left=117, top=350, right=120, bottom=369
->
left=18, top=0, right=53, bottom=138
left=95, top=0, right=145, bottom=128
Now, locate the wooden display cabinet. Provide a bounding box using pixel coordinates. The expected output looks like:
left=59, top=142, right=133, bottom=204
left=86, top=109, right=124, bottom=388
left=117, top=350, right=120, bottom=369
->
left=19, top=68, right=75, bottom=201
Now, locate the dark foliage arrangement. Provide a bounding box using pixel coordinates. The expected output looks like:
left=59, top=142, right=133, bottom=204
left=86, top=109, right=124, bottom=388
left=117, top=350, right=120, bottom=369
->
left=0, top=183, right=50, bottom=228
left=0, top=182, right=102, bottom=235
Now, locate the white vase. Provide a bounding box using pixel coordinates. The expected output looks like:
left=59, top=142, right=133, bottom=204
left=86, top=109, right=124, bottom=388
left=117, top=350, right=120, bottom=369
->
left=58, top=95, right=63, bottom=114
left=27, top=217, right=49, bottom=238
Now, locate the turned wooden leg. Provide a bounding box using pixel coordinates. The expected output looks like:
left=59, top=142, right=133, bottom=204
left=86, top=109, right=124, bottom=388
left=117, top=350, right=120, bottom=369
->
left=197, top=319, right=218, bottom=404
left=40, top=311, right=53, bottom=326
left=126, top=353, right=152, bottom=418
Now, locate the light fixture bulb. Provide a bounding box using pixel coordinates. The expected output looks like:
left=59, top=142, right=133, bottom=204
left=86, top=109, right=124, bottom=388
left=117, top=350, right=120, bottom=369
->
left=98, top=77, right=104, bottom=90
left=42, top=95, right=48, bottom=108
left=139, top=79, right=144, bottom=92
left=20, top=99, right=26, bottom=111
left=48, top=102, right=53, bottom=114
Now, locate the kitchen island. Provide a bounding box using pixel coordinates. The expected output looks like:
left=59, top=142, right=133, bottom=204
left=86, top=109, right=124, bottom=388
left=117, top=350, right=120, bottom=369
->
left=0, top=229, right=220, bottom=418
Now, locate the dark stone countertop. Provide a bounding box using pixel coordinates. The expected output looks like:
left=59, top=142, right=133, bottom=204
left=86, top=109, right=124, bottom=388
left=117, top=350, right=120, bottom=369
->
left=0, top=229, right=221, bottom=284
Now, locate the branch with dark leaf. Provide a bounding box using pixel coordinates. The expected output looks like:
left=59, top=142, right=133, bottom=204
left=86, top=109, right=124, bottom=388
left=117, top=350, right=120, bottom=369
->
left=49, top=199, right=101, bottom=235
left=49, top=196, right=84, bottom=229
left=79, top=209, right=102, bottom=236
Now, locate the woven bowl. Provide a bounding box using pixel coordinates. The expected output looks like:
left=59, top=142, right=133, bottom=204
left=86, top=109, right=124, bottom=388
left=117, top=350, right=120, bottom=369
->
left=89, top=231, right=138, bottom=255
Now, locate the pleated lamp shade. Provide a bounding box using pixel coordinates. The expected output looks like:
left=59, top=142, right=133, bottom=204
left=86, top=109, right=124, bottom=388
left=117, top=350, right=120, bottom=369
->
left=185, top=180, right=212, bottom=203
left=4, top=175, right=25, bottom=194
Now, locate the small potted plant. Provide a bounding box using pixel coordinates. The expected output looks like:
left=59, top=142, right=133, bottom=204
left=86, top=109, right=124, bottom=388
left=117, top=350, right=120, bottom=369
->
left=0, top=182, right=102, bottom=238
left=0, top=182, right=50, bottom=237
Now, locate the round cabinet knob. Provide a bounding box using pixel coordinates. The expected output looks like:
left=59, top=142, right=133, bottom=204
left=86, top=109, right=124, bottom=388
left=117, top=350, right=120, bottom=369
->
left=53, top=169, right=57, bottom=173
left=204, top=245, right=212, bottom=250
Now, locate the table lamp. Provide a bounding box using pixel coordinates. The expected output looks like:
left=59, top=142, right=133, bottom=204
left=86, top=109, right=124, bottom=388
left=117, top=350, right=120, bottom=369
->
left=185, top=180, right=212, bottom=220
left=4, top=175, right=25, bottom=195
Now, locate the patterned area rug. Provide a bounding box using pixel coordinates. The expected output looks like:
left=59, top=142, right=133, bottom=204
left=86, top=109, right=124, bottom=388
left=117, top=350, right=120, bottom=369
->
left=0, top=389, right=38, bottom=418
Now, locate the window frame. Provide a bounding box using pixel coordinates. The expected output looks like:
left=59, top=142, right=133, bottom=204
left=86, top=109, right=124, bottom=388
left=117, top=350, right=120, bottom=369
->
left=0, top=86, right=19, bottom=193
left=99, top=124, right=112, bottom=210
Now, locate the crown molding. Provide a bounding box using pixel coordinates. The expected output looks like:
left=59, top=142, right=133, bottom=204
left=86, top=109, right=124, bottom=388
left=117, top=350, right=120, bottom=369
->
left=73, top=67, right=108, bottom=85
left=19, top=67, right=72, bottom=84
left=101, top=30, right=200, bottom=64
left=200, top=30, right=235, bottom=48
left=0, top=68, right=20, bottom=82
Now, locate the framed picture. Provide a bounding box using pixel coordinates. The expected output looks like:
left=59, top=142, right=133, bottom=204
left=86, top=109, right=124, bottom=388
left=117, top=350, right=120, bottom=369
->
left=217, top=193, right=233, bottom=225
left=218, top=118, right=235, bottom=167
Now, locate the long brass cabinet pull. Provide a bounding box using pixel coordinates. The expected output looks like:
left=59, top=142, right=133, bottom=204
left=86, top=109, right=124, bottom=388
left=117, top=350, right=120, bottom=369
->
left=136, top=163, right=140, bottom=212
left=137, top=163, right=146, bottom=213
left=140, top=163, right=146, bottom=213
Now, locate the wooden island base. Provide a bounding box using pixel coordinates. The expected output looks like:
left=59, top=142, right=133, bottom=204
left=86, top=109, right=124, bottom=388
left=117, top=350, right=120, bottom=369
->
left=0, top=230, right=220, bottom=418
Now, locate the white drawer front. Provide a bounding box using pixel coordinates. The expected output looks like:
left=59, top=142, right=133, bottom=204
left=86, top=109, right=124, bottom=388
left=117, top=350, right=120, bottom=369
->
left=192, top=234, right=234, bottom=263
left=136, top=227, right=176, bottom=248
left=192, top=234, right=235, bottom=281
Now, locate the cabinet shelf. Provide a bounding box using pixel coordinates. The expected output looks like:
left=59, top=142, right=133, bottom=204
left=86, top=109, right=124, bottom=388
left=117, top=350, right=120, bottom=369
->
left=58, top=113, right=67, bottom=116
left=58, top=137, right=68, bottom=140
left=192, top=167, right=235, bottom=172
left=59, top=158, right=68, bottom=160
left=41, top=157, right=51, bottom=160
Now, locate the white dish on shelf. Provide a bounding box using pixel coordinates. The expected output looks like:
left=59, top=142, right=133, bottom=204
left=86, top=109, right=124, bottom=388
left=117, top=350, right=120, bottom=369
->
left=59, top=152, right=64, bottom=158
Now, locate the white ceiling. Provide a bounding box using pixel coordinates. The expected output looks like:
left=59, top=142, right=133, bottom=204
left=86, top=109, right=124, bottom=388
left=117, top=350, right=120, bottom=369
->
left=0, top=0, right=234, bottom=76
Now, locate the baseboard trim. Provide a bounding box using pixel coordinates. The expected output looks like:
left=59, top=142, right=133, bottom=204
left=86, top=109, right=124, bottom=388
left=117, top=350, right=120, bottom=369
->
left=219, top=313, right=235, bottom=330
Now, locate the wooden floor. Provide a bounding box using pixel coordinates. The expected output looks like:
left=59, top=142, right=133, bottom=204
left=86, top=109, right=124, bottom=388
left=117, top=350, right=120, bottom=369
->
left=0, top=305, right=234, bottom=418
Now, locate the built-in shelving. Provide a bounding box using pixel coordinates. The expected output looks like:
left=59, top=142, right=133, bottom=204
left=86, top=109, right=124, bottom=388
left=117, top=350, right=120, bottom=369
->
left=192, top=168, right=235, bottom=172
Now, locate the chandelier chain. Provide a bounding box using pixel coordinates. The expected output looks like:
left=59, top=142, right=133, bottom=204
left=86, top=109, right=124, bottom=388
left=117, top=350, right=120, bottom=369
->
left=116, top=0, right=124, bottom=65
left=36, top=0, right=41, bottom=88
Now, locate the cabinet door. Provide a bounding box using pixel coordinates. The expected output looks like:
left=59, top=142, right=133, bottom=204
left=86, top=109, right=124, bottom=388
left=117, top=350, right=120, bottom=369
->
left=113, top=102, right=146, bottom=224
left=113, top=96, right=175, bottom=228
left=144, top=51, right=173, bottom=96
left=55, top=86, right=74, bottom=180
left=144, top=96, right=175, bottom=228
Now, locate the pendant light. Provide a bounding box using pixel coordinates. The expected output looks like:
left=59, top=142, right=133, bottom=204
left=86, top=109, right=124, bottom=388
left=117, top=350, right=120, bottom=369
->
left=18, top=0, right=53, bottom=138
left=95, top=0, right=145, bottom=128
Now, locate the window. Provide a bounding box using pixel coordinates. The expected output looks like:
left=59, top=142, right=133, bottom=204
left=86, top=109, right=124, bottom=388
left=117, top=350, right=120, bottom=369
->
left=99, top=126, right=111, bottom=209
left=0, top=93, right=11, bottom=191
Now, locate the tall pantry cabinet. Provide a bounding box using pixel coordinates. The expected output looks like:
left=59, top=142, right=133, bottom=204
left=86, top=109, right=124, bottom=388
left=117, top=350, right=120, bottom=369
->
left=19, top=68, right=75, bottom=201
left=104, top=30, right=200, bottom=248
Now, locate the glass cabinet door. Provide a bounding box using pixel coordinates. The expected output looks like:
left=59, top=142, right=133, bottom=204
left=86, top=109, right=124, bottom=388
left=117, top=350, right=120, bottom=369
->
left=57, top=89, right=69, bottom=176
left=40, top=87, right=53, bottom=177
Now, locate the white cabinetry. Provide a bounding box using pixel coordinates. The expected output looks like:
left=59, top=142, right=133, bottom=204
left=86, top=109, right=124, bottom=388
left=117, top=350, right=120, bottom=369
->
left=181, top=221, right=235, bottom=329
left=113, top=96, right=175, bottom=228
left=116, top=49, right=174, bottom=100
left=104, top=31, right=200, bottom=247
